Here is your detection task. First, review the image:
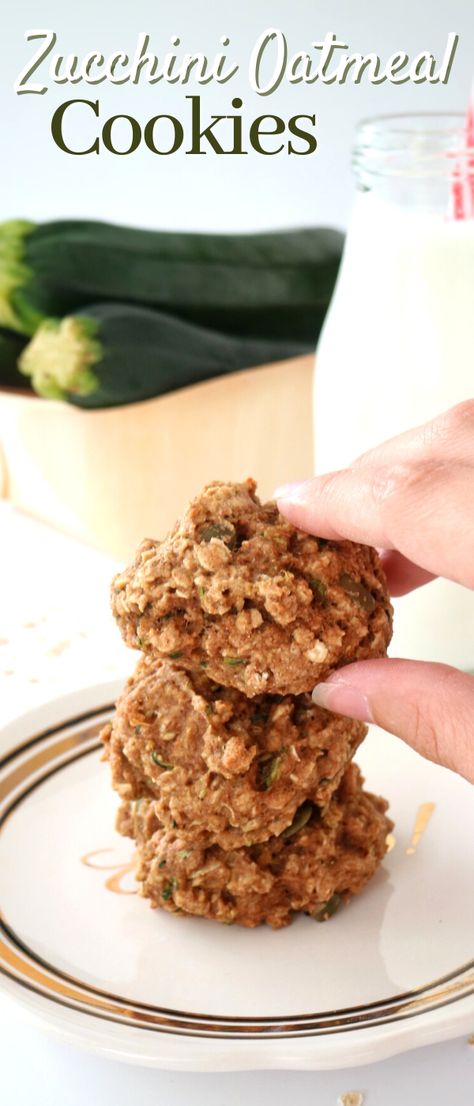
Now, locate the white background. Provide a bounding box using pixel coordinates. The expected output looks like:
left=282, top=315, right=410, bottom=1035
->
left=2, top=0, right=473, bottom=231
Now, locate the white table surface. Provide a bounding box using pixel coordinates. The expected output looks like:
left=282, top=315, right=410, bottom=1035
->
left=1, top=503, right=473, bottom=1105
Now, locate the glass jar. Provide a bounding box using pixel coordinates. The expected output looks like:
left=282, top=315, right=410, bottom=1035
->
left=314, top=113, right=474, bottom=670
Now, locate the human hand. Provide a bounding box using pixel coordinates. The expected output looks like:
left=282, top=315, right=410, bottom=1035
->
left=275, top=400, right=474, bottom=783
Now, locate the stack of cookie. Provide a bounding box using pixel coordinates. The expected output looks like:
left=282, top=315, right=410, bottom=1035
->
left=103, top=479, right=393, bottom=928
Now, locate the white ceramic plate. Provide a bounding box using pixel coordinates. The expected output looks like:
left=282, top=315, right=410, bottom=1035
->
left=1, top=680, right=473, bottom=1071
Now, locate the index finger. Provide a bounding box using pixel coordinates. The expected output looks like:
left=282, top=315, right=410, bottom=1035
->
left=274, top=404, right=474, bottom=590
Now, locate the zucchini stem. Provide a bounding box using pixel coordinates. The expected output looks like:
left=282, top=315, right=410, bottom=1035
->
left=0, top=220, right=39, bottom=333
left=19, top=316, right=102, bottom=399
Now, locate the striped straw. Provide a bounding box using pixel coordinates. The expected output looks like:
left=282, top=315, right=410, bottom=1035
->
left=451, top=90, right=474, bottom=219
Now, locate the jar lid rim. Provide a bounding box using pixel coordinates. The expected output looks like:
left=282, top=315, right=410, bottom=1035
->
left=357, top=112, right=470, bottom=139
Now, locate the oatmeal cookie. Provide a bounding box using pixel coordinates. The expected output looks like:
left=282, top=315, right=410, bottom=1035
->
left=112, top=479, right=392, bottom=696
left=117, top=764, right=392, bottom=928
left=102, top=657, right=365, bottom=849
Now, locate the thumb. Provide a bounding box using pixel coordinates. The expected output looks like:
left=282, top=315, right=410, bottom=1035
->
left=312, top=658, right=474, bottom=783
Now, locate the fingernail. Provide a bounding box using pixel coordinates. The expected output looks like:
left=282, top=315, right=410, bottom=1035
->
left=312, top=678, right=373, bottom=722
left=273, top=481, right=310, bottom=503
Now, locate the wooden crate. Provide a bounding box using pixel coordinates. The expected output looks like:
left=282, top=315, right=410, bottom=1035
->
left=0, top=355, right=314, bottom=562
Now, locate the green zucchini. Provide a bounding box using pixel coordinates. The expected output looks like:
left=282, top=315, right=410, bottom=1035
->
left=18, top=303, right=307, bottom=408
left=0, top=219, right=343, bottom=342
left=0, top=326, right=28, bottom=388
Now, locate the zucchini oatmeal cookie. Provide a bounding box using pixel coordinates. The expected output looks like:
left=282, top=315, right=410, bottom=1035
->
left=101, top=656, right=366, bottom=849
left=117, top=763, right=392, bottom=929
left=111, top=479, right=392, bottom=697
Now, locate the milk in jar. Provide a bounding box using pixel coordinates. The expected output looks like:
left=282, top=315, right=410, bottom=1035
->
left=314, top=114, right=474, bottom=669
